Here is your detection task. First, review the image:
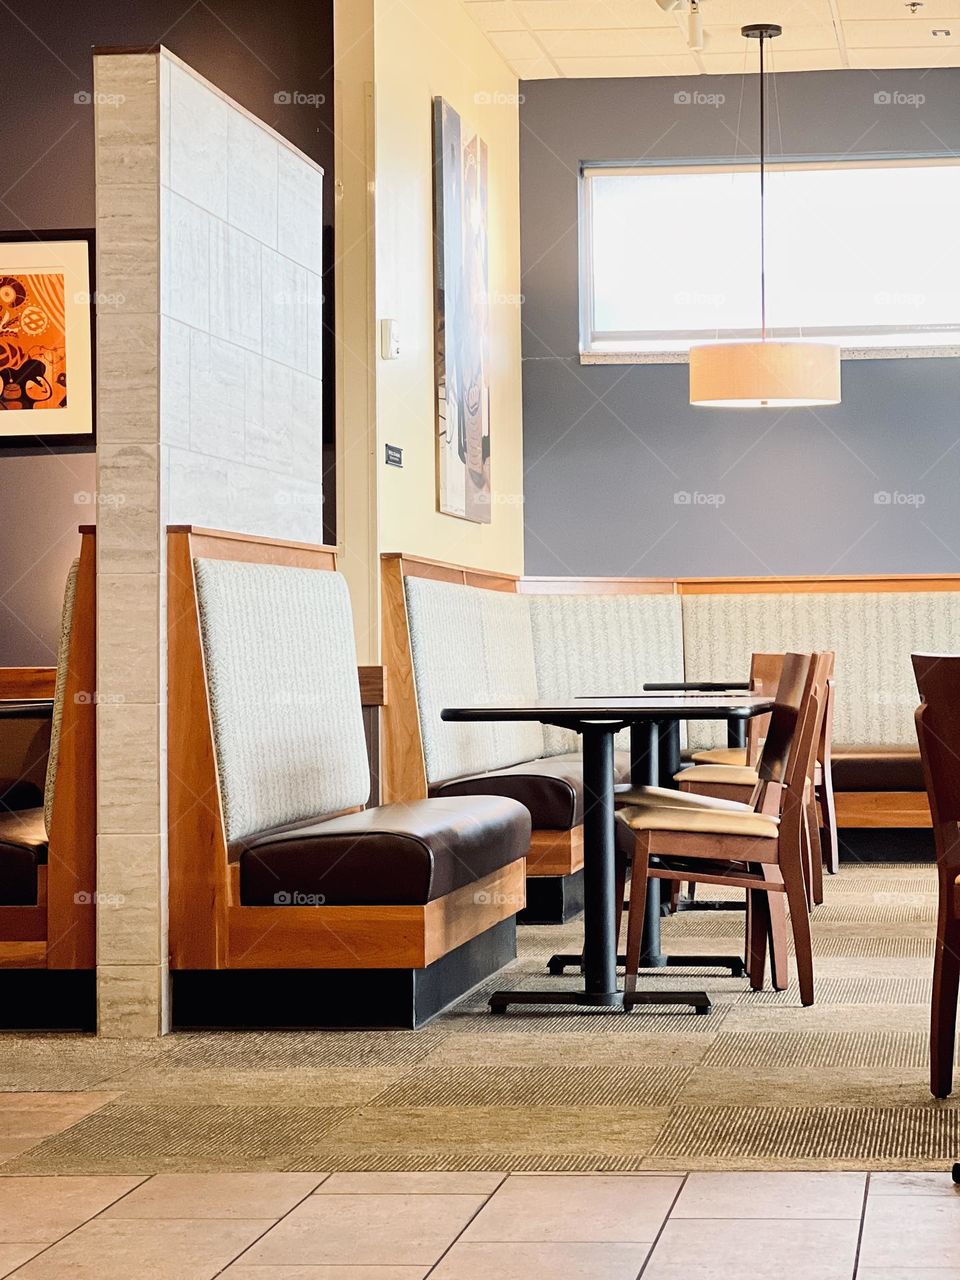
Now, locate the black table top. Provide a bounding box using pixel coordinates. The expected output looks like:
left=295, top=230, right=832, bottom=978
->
left=442, top=693, right=774, bottom=724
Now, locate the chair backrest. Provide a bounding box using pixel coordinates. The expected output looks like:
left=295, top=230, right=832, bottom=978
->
left=756, top=652, right=815, bottom=786
left=913, top=654, right=960, bottom=829
left=194, top=558, right=370, bottom=842
left=745, top=652, right=785, bottom=765
left=43, top=559, right=79, bottom=836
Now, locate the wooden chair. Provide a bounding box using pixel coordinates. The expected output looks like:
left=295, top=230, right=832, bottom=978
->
left=620, top=652, right=825, bottom=1004
left=0, top=527, right=96, bottom=980
left=912, top=653, right=960, bottom=1099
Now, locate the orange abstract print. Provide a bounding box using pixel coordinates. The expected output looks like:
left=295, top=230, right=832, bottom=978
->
left=0, top=270, right=67, bottom=413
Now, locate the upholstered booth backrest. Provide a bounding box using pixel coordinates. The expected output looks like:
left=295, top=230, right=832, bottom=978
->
left=682, top=591, right=960, bottom=749
left=404, top=577, right=544, bottom=785
left=194, top=558, right=370, bottom=842
left=528, top=593, right=686, bottom=754
left=43, top=558, right=79, bottom=835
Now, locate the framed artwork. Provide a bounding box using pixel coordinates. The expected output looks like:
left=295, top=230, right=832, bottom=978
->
left=432, top=97, right=491, bottom=523
left=0, top=229, right=95, bottom=448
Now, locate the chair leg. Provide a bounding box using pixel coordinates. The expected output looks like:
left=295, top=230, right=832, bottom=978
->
left=931, top=903, right=960, bottom=1098
left=614, top=853, right=627, bottom=944
left=819, top=770, right=840, bottom=874
left=800, top=803, right=816, bottom=912
left=747, top=889, right=769, bottom=991
left=767, top=892, right=789, bottom=991
left=807, top=793, right=825, bottom=907
left=782, top=853, right=815, bottom=1007
left=624, top=839, right=651, bottom=996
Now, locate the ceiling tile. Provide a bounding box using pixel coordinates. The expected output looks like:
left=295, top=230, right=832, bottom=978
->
left=514, top=1, right=679, bottom=31
left=843, top=17, right=960, bottom=44
left=554, top=53, right=702, bottom=75
left=488, top=28, right=551, bottom=60
left=463, top=1, right=527, bottom=31
left=705, top=23, right=838, bottom=51
left=538, top=27, right=690, bottom=56
left=510, top=56, right=561, bottom=78
left=836, top=0, right=960, bottom=17
left=847, top=44, right=960, bottom=63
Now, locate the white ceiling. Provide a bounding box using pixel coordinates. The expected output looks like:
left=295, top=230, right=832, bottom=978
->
left=463, top=0, right=960, bottom=77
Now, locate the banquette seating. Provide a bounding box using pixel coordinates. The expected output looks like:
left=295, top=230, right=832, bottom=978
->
left=0, top=526, right=97, bottom=1027
left=382, top=559, right=960, bottom=922
left=166, top=527, right=530, bottom=1029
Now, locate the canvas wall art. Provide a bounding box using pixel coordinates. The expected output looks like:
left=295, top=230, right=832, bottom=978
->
left=0, top=231, right=95, bottom=447
left=432, top=97, right=491, bottom=523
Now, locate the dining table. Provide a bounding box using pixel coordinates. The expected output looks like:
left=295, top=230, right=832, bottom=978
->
left=442, top=692, right=774, bottom=1016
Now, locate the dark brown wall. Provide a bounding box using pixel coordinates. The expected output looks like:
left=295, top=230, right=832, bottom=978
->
left=0, top=0, right=334, bottom=663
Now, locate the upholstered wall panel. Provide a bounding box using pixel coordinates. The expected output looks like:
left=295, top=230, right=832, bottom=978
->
left=195, top=559, right=370, bottom=841
left=682, top=591, right=960, bottom=748
left=529, top=594, right=686, bottom=754
left=404, top=578, right=544, bottom=784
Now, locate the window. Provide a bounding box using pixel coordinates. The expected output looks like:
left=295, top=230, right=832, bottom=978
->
left=579, top=160, right=960, bottom=361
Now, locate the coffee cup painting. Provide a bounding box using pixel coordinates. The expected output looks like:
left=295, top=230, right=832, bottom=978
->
left=0, top=233, right=95, bottom=446
left=432, top=98, right=491, bottom=523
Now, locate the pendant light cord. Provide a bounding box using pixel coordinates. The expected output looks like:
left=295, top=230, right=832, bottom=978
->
left=759, top=30, right=767, bottom=341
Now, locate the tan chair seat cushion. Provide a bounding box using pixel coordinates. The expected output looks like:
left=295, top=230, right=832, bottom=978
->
left=618, top=805, right=779, bottom=838
left=616, top=785, right=753, bottom=813
left=675, top=764, right=760, bottom=786
left=691, top=747, right=749, bottom=766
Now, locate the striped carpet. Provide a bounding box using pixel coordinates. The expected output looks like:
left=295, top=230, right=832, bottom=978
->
left=1, top=860, right=956, bottom=1174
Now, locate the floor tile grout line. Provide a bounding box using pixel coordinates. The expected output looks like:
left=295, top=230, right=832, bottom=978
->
left=636, top=1170, right=689, bottom=1277
left=0, top=1171, right=154, bottom=1267
left=419, top=1173, right=515, bottom=1277
left=206, top=1172, right=332, bottom=1279
left=851, top=1171, right=872, bottom=1279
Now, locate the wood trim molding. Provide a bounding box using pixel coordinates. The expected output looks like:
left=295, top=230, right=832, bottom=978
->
left=673, top=574, right=960, bottom=595
left=835, top=790, right=932, bottom=828
left=381, top=551, right=519, bottom=594
left=527, top=827, right=584, bottom=877
left=380, top=555, right=429, bottom=803
left=169, top=525, right=338, bottom=569
left=520, top=576, right=676, bottom=595
left=45, top=527, right=97, bottom=969
left=226, top=862, right=524, bottom=969
left=0, top=668, right=56, bottom=700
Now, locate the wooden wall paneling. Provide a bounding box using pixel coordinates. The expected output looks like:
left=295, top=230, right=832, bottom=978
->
left=379, top=555, right=429, bottom=802
left=0, top=669, right=56, bottom=699
left=46, top=527, right=97, bottom=969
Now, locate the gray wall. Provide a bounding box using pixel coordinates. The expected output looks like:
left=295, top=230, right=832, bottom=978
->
left=0, top=0, right=334, bottom=663
left=520, top=70, right=960, bottom=577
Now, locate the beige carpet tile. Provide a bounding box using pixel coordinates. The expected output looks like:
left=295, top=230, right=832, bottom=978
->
left=737, top=976, right=930, bottom=1006
left=678, top=1069, right=935, bottom=1109
left=420, top=1032, right=714, bottom=1068
left=371, top=1065, right=692, bottom=1109
left=649, top=1105, right=960, bottom=1165
left=98, top=1069, right=401, bottom=1109
left=158, top=1030, right=450, bottom=1071
left=287, top=1150, right=657, bottom=1173
left=701, top=1030, right=927, bottom=1069
left=0, top=1105, right=355, bottom=1175
left=0, top=1037, right=163, bottom=1092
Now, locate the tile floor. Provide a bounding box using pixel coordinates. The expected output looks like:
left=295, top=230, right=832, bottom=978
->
left=0, top=1170, right=957, bottom=1278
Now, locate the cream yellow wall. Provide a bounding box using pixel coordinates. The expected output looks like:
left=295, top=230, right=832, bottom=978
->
left=373, top=0, right=524, bottom=575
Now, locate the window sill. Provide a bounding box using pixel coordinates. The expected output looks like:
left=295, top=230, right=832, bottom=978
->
left=580, top=346, right=960, bottom=366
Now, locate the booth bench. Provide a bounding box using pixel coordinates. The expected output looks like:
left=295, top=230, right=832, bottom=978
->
left=167, top=527, right=529, bottom=1029
left=382, top=557, right=956, bottom=920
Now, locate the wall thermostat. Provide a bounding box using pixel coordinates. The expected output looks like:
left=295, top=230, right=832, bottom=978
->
left=380, top=318, right=400, bottom=360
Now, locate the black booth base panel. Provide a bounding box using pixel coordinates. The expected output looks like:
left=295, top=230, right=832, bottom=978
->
left=518, top=869, right=584, bottom=925
left=172, top=917, right=517, bottom=1030
left=838, top=828, right=935, bottom=863
left=0, top=970, right=96, bottom=1031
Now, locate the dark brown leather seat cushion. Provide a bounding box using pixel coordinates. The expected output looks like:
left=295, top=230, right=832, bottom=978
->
left=830, top=745, right=923, bottom=791
left=0, top=808, right=47, bottom=906
left=430, top=750, right=633, bottom=830
left=238, top=795, right=531, bottom=907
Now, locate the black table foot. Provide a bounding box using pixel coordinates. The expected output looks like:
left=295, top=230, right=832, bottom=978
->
left=489, top=988, right=711, bottom=1015
left=547, top=951, right=744, bottom=978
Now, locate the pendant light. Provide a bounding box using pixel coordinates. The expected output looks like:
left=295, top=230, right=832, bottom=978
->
left=688, top=24, right=841, bottom=408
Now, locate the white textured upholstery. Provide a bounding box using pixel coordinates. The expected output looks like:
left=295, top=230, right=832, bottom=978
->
left=43, top=559, right=79, bottom=835
left=528, top=594, right=685, bottom=754
left=195, top=559, right=370, bottom=842
left=682, top=591, right=960, bottom=749
left=404, top=577, right=544, bottom=785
